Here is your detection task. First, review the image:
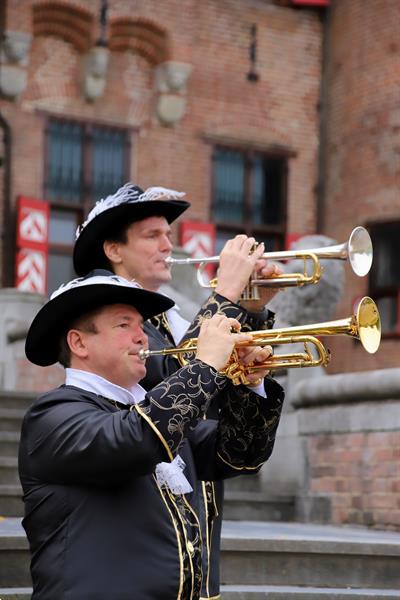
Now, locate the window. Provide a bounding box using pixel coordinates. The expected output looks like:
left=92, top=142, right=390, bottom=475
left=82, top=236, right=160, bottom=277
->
left=44, top=118, right=129, bottom=293
left=369, top=221, right=400, bottom=336
left=211, top=147, right=288, bottom=253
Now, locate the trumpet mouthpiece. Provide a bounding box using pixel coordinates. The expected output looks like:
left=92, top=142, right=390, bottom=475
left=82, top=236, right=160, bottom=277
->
left=138, top=349, right=150, bottom=360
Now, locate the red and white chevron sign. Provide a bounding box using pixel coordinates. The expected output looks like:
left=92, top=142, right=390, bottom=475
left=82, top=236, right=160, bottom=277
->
left=179, top=221, right=216, bottom=279
left=17, top=197, right=49, bottom=248
left=16, top=248, right=47, bottom=294
left=19, top=209, right=47, bottom=243
left=180, top=221, right=216, bottom=258
left=15, top=197, right=49, bottom=294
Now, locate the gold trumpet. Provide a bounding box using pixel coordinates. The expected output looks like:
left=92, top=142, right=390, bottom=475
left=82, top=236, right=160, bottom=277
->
left=166, top=227, right=373, bottom=300
left=139, top=297, right=381, bottom=386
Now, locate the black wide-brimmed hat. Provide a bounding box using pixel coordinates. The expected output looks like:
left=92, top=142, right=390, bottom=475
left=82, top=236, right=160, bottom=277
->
left=25, top=270, right=174, bottom=367
left=73, top=183, right=190, bottom=276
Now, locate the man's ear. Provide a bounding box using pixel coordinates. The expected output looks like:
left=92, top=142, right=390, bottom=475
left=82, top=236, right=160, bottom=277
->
left=67, top=329, right=89, bottom=359
left=103, top=240, right=122, bottom=265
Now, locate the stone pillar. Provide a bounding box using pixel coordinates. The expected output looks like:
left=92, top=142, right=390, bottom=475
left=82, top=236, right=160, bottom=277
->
left=0, top=288, right=63, bottom=392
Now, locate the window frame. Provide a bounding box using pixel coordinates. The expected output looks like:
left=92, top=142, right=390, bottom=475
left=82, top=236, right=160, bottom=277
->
left=368, top=220, right=400, bottom=339
left=210, top=144, right=289, bottom=251
left=42, top=114, right=132, bottom=292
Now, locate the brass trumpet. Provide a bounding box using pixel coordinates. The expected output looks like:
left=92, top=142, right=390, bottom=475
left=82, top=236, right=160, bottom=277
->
left=139, top=297, right=381, bottom=386
left=166, top=227, right=373, bottom=298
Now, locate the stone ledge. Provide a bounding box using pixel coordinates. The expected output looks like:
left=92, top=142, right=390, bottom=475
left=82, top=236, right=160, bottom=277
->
left=297, top=401, right=400, bottom=435
left=293, top=368, right=400, bottom=408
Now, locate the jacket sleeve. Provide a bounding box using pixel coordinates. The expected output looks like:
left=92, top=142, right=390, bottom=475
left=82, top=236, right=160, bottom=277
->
left=188, top=376, right=285, bottom=481
left=183, top=293, right=275, bottom=341
left=20, top=361, right=226, bottom=487
left=140, top=294, right=275, bottom=391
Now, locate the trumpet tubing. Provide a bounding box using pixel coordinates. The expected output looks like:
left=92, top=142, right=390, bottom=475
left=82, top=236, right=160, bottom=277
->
left=166, top=226, right=373, bottom=294
left=139, top=297, right=381, bottom=386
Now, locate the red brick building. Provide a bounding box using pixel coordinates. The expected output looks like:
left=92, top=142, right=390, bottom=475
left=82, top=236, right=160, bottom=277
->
left=0, top=0, right=399, bottom=375
left=0, top=0, right=399, bottom=532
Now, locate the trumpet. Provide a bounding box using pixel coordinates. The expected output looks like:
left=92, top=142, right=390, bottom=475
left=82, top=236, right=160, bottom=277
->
left=139, top=297, right=381, bottom=386
left=166, top=227, right=373, bottom=298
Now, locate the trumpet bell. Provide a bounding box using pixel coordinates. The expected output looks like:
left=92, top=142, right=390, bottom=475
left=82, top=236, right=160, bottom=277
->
left=348, top=226, right=373, bottom=277
left=357, top=296, right=381, bottom=353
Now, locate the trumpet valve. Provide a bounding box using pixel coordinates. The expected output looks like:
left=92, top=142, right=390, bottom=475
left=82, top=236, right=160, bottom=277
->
left=241, top=278, right=261, bottom=301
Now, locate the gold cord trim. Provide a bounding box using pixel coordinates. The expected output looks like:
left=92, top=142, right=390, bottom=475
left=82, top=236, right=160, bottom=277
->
left=166, top=488, right=196, bottom=600
left=201, top=481, right=211, bottom=597
left=154, top=476, right=184, bottom=599
left=217, top=451, right=264, bottom=471
left=133, top=403, right=174, bottom=462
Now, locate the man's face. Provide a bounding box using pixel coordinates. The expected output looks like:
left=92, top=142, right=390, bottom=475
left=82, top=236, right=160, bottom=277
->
left=107, top=216, right=173, bottom=291
left=72, top=304, right=148, bottom=389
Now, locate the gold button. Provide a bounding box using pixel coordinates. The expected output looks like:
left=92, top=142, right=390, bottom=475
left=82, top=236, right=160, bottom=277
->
left=187, top=541, right=194, bottom=555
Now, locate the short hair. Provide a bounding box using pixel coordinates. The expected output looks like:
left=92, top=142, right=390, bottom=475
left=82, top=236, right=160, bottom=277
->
left=57, top=307, right=103, bottom=368
left=101, top=219, right=135, bottom=271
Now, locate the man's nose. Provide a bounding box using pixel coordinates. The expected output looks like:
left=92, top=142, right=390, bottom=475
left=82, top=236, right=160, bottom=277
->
left=133, top=327, right=148, bottom=345
left=160, top=235, right=173, bottom=251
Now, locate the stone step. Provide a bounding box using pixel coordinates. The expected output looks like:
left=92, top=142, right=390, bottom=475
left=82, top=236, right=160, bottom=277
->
left=224, top=491, right=296, bottom=522
left=0, top=589, right=31, bottom=600
left=0, top=519, right=30, bottom=588
left=0, top=410, right=26, bottom=433
left=2, top=518, right=400, bottom=592
left=0, top=588, right=398, bottom=600
left=221, top=521, right=400, bottom=590
left=0, top=391, right=36, bottom=412
left=0, top=457, right=19, bottom=485
left=0, top=485, right=24, bottom=517
left=220, top=585, right=400, bottom=599
left=0, top=432, right=20, bottom=457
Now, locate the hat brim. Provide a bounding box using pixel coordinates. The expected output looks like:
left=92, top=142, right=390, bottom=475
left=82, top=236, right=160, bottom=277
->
left=25, top=283, right=174, bottom=367
left=73, top=200, right=190, bottom=276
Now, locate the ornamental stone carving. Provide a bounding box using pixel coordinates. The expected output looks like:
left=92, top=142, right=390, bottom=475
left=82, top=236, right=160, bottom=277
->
left=155, top=61, right=192, bottom=126
left=0, top=31, right=32, bottom=100
left=83, top=45, right=110, bottom=102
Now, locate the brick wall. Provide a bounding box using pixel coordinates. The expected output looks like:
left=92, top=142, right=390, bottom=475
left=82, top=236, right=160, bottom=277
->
left=0, top=0, right=398, bottom=376
left=0, top=0, right=322, bottom=268
left=322, top=0, right=400, bottom=373
left=308, top=431, right=400, bottom=530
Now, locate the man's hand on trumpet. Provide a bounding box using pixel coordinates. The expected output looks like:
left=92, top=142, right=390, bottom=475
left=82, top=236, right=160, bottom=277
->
left=240, top=260, right=284, bottom=312
left=236, top=344, right=273, bottom=384
left=195, top=314, right=271, bottom=385
left=195, top=314, right=252, bottom=372
left=214, top=234, right=284, bottom=309
left=215, top=235, right=266, bottom=303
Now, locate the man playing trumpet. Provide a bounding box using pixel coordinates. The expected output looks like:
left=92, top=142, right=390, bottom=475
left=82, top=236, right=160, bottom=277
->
left=20, top=270, right=285, bottom=599
left=72, top=183, right=284, bottom=598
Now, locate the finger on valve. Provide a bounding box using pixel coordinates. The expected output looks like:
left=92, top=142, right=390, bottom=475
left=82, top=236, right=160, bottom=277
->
left=196, top=315, right=247, bottom=371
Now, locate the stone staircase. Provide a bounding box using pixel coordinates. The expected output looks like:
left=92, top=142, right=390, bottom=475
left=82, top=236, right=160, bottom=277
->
left=1, top=390, right=400, bottom=599
left=0, top=391, right=35, bottom=519
left=224, top=474, right=296, bottom=522
left=0, top=518, right=399, bottom=599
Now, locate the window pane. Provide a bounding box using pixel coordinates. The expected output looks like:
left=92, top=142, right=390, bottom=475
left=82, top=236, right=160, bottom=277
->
left=47, top=253, right=76, bottom=295
left=372, top=223, right=400, bottom=288
left=46, top=121, right=82, bottom=203
left=213, top=149, right=244, bottom=223
left=92, top=127, right=126, bottom=201
left=255, top=233, right=282, bottom=252
left=252, top=157, right=284, bottom=226
left=215, top=229, right=240, bottom=254
left=49, top=210, right=77, bottom=244
left=376, top=296, right=398, bottom=334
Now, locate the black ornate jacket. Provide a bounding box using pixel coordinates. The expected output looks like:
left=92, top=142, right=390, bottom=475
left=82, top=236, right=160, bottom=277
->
left=19, top=358, right=284, bottom=600
left=141, top=292, right=280, bottom=599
